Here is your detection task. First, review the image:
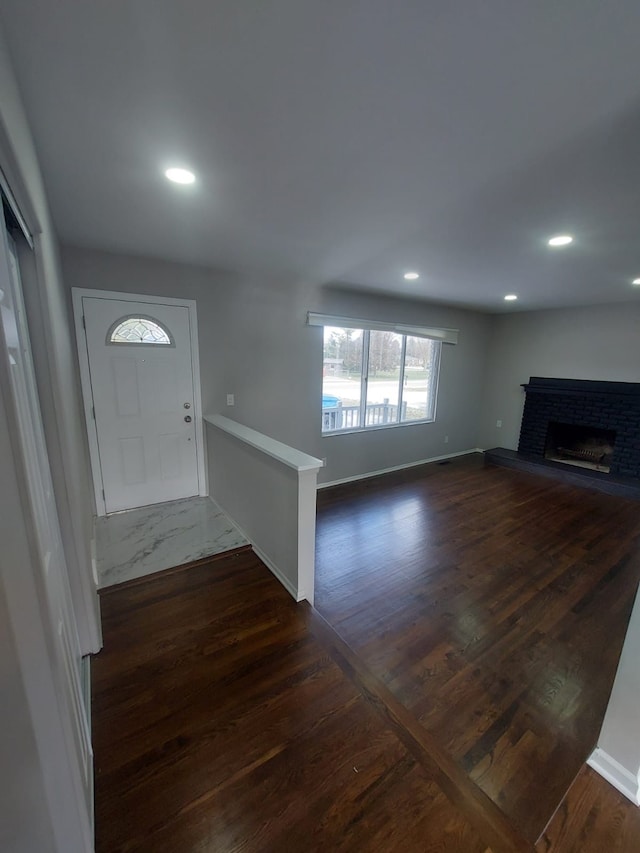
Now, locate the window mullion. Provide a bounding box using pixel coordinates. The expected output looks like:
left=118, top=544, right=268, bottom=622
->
left=360, top=330, right=370, bottom=428
left=397, top=336, right=407, bottom=422
left=429, top=340, right=441, bottom=418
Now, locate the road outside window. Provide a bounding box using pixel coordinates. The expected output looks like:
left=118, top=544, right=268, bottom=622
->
left=322, top=326, right=441, bottom=433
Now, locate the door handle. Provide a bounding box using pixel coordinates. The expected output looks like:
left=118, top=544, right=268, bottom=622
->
left=184, top=415, right=192, bottom=423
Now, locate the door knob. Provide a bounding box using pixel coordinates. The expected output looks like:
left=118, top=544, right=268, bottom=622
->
left=184, top=415, right=192, bottom=423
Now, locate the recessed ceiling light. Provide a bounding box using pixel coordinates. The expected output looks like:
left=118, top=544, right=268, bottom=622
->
left=633, top=278, right=640, bottom=286
left=548, top=234, right=573, bottom=247
left=504, top=294, right=518, bottom=301
left=164, top=167, right=195, bottom=185
left=404, top=272, right=420, bottom=280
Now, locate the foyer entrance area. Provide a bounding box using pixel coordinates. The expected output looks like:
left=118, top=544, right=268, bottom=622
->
left=73, top=289, right=207, bottom=516
left=95, top=496, right=248, bottom=588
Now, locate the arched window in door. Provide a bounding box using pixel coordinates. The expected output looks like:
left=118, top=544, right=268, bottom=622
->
left=107, top=316, right=173, bottom=346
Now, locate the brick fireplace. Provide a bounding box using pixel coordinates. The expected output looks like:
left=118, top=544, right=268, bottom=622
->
left=485, top=377, right=640, bottom=498
left=518, top=377, right=640, bottom=479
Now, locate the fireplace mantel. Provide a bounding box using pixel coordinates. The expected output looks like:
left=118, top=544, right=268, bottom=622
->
left=521, top=377, right=640, bottom=398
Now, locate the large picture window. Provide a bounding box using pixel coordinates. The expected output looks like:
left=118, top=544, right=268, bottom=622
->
left=322, top=325, right=441, bottom=433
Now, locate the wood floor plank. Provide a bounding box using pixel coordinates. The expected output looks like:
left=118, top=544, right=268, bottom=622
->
left=92, top=551, right=495, bottom=852
left=305, top=605, right=534, bottom=853
left=93, top=455, right=640, bottom=851
left=536, top=766, right=640, bottom=853
left=315, top=453, right=640, bottom=843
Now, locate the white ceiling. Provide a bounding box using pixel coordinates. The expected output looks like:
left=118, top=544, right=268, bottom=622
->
left=3, top=1, right=640, bottom=312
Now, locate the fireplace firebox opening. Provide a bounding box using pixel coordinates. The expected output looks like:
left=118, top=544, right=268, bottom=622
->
left=544, top=421, right=616, bottom=473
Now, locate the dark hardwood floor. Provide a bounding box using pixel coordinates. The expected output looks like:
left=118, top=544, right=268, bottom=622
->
left=315, top=453, right=640, bottom=844
left=93, top=551, right=496, bottom=852
left=536, top=765, right=640, bottom=852
left=92, top=454, right=640, bottom=851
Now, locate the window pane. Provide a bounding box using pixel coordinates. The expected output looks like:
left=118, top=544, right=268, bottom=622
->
left=322, top=327, right=363, bottom=431
left=109, top=316, right=172, bottom=345
left=401, top=336, right=438, bottom=421
left=365, top=330, right=402, bottom=425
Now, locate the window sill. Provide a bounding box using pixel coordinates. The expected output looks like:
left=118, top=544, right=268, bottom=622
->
left=321, top=418, right=435, bottom=437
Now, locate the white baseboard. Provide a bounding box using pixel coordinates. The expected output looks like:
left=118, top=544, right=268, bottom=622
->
left=588, top=748, right=640, bottom=805
left=213, top=508, right=301, bottom=603
left=317, top=448, right=482, bottom=489
left=250, top=542, right=301, bottom=602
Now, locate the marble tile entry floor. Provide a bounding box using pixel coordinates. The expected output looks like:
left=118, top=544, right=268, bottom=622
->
left=95, top=496, right=249, bottom=589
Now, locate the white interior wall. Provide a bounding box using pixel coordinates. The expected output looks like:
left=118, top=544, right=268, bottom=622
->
left=60, top=245, right=492, bottom=484
left=0, top=576, right=55, bottom=853
left=0, top=324, right=91, bottom=852
left=478, top=302, right=640, bottom=451
left=206, top=423, right=304, bottom=599
left=589, top=586, right=640, bottom=803
left=0, top=24, right=97, bottom=853
left=0, top=27, right=99, bottom=653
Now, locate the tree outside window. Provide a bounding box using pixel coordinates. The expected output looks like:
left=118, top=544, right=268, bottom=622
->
left=322, top=326, right=441, bottom=433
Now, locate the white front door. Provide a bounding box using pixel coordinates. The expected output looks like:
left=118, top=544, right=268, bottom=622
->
left=79, top=294, right=202, bottom=513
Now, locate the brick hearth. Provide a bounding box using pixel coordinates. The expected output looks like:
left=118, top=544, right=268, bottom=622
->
left=518, top=377, right=640, bottom=479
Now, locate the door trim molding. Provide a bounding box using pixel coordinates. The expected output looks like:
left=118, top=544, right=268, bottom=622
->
left=72, top=288, right=207, bottom=516
left=1, top=224, right=93, bottom=851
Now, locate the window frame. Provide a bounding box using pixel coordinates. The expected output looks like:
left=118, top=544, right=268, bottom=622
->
left=322, top=326, right=442, bottom=436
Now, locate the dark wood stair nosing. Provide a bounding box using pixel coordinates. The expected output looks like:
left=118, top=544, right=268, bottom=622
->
left=98, top=544, right=253, bottom=595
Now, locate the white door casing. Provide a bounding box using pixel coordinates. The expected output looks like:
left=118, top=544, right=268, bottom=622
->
left=73, top=289, right=206, bottom=515
left=0, top=224, right=93, bottom=848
